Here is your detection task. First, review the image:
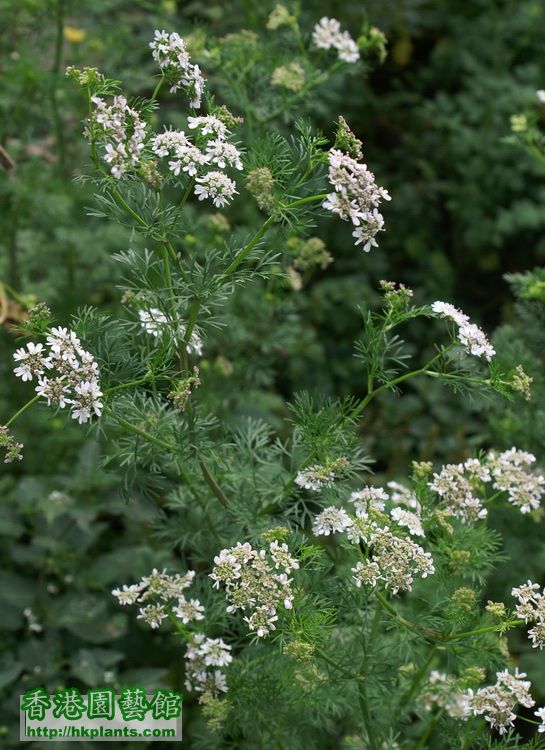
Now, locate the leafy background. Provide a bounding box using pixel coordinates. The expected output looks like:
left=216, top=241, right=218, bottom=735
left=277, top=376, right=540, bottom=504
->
left=1, top=0, right=545, bottom=746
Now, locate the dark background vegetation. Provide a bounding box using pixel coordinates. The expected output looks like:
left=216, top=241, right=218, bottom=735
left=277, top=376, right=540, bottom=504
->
left=1, top=0, right=545, bottom=746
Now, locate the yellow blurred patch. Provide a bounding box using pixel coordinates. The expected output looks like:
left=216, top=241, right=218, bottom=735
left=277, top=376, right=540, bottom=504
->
left=64, top=26, right=86, bottom=44
left=392, top=36, right=413, bottom=66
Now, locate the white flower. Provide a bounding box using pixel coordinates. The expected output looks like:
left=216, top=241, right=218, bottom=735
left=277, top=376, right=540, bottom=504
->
left=187, top=115, right=228, bottom=139
left=311, top=18, right=360, bottom=63
left=390, top=507, right=424, bottom=537
left=88, top=95, right=146, bottom=178
left=431, top=300, right=495, bottom=361
left=13, top=329, right=102, bottom=428
left=199, top=637, right=232, bottom=667
left=13, top=342, right=50, bottom=381
left=112, top=583, right=145, bottom=605
left=209, top=550, right=242, bottom=588
left=457, top=322, right=496, bottom=361
left=352, top=560, right=381, bottom=588
left=244, top=606, right=279, bottom=638
left=488, top=447, right=544, bottom=513
left=512, top=580, right=545, bottom=649
left=139, top=308, right=168, bottom=337
left=312, top=506, right=353, bottom=536
left=312, top=17, right=341, bottom=49
left=194, top=171, right=238, bottom=207
left=35, top=377, right=72, bottom=408
left=269, top=541, right=299, bottom=574
left=429, top=462, right=487, bottom=524
left=387, top=481, right=421, bottom=512
left=149, top=30, right=205, bottom=107
left=367, top=527, right=435, bottom=593
left=137, top=603, right=167, bottom=629
left=211, top=541, right=296, bottom=638
left=173, top=596, right=205, bottom=624
left=536, top=90, right=545, bottom=104
left=430, top=301, right=468, bottom=326
left=179, top=325, right=204, bottom=357
left=465, top=669, right=534, bottom=735
left=294, top=461, right=345, bottom=491
left=335, top=31, right=360, bottom=63
left=205, top=139, right=243, bottom=170
left=151, top=130, right=209, bottom=177
left=70, top=380, right=103, bottom=424
left=139, top=308, right=204, bottom=356
left=535, top=706, right=545, bottom=731
left=323, top=147, right=390, bottom=250
left=184, top=634, right=231, bottom=696
left=349, top=486, right=388, bottom=516
left=352, top=209, right=385, bottom=252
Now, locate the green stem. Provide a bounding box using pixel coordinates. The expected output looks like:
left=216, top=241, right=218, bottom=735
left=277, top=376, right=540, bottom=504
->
left=281, top=193, right=327, bottom=209
left=443, top=620, right=524, bottom=642
left=315, top=647, right=376, bottom=747
left=176, top=461, right=222, bottom=543
left=397, top=645, right=439, bottom=715
left=369, top=602, right=382, bottom=642
left=166, top=609, right=194, bottom=642
left=374, top=591, right=435, bottom=641
left=50, top=0, right=66, bottom=175
left=106, top=409, right=180, bottom=454
left=414, top=709, right=443, bottom=750
left=461, top=718, right=486, bottom=750
left=5, top=394, right=41, bottom=428
left=111, top=188, right=148, bottom=228
left=314, top=646, right=358, bottom=681
left=104, top=375, right=156, bottom=395
left=150, top=75, right=165, bottom=105
left=198, top=459, right=230, bottom=509
left=182, top=297, right=203, bottom=349
left=222, top=214, right=276, bottom=278
left=344, top=344, right=455, bottom=426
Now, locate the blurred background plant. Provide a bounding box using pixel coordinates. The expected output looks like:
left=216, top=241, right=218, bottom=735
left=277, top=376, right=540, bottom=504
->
left=1, top=0, right=545, bottom=747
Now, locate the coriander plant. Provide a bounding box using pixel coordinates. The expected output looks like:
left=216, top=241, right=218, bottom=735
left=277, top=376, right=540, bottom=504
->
left=3, top=11, right=545, bottom=750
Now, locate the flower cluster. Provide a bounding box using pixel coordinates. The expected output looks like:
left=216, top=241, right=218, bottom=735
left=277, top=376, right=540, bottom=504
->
left=150, top=128, right=242, bottom=187
left=419, top=671, right=470, bottom=719
left=271, top=62, right=306, bottom=92
left=323, top=148, right=391, bottom=251
left=312, top=17, right=360, bottom=63
left=150, top=115, right=241, bottom=206
left=194, top=171, right=238, bottom=208
left=0, top=425, right=24, bottom=464
left=139, top=308, right=204, bottom=356
left=295, top=457, right=349, bottom=491
left=488, top=447, right=545, bottom=513
left=351, top=527, right=434, bottom=594
left=184, top=634, right=232, bottom=697
left=210, top=541, right=299, bottom=638
left=112, top=568, right=203, bottom=629
left=387, top=480, right=421, bottom=511
left=13, top=328, right=102, bottom=425
left=168, top=367, right=201, bottom=411
left=87, top=95, right=146, bottom=179
left=150, top=30, right=204, bottom=107
left=150, top=130, right=209, bottom=177
left=428, top=459, right=489, bottom=524
left=428, top=449, right=544, bottom=523
left=312, top=485, right=434, bottom=594
left=464, top=669, right=534, bottom=735
left=431, top=300, right=495, bottom=361
left=512, top=581, right=545, bottom=649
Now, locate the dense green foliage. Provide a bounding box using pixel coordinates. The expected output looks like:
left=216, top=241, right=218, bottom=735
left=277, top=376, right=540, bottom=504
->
left=1, top=2, right=545, bottom=748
